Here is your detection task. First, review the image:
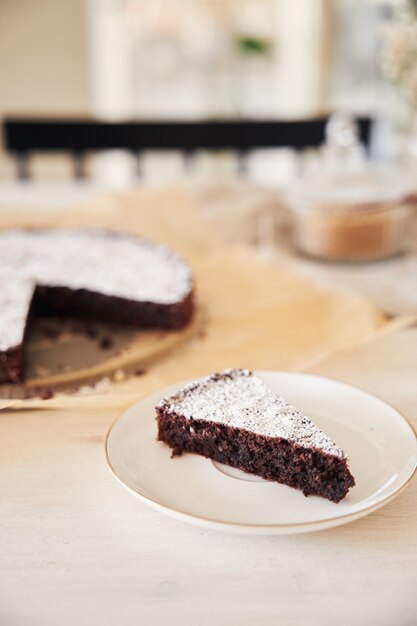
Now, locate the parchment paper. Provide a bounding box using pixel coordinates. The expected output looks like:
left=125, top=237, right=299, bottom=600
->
left=0, top=184, right=411, bottom=411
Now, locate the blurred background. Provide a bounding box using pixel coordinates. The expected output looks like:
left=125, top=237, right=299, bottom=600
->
left=2, top=0, right=417, bottom=380
left=0, top=0, right=416, bottom=200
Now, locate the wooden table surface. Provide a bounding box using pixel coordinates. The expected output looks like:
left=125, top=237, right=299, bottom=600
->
left=1, top=180, right=416, bottom=625
left=0, top=329, right=417, bottom=626
left=1, top=327, right=416, bottom=626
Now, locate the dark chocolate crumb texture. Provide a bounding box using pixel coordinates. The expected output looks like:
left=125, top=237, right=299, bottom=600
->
left=0, top=229, right=194, bottom=383
left=156, top=368, right=355, bottom=503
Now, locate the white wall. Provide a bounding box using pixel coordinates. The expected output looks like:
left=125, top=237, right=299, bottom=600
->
left=0, top=0, right=89, bottom=116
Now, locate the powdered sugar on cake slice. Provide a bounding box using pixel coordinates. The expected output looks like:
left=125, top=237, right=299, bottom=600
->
left=158, top=368, right=345, bottom=459
left=0, top=229, right=193, bottom=352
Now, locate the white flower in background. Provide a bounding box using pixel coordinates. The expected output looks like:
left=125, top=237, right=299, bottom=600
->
left=380, top=2, right=417, bottom=107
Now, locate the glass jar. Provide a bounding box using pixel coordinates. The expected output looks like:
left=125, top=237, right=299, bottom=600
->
left=287, top=114, right=412, bottom=262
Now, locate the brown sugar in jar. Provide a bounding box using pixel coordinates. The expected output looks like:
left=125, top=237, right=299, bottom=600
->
left=287, top=114, right=413, bottom=263
left=293, top=199, right=411, bottom=262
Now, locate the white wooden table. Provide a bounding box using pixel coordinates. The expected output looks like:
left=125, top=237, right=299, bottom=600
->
left=1, top=327, right=416, bottom=626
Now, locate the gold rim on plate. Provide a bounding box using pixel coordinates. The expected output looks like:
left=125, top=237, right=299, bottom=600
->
left=105, top=372, right=417, bottom=531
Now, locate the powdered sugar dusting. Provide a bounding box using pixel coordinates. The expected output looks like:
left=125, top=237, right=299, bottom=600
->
left=0, top=229, right=193, bottom=351
left=159, top=368, right=345, bottom=459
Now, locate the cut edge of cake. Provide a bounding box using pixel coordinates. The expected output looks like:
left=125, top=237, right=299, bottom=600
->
left=0, top=228, right=195, bottom=384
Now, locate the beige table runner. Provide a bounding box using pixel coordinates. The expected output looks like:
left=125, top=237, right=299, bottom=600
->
left=0, top=185, right=412, bottom=411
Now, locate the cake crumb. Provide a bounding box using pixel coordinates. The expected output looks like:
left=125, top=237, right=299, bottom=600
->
left=99, top=336, right=113, bottom=350
left=39, top=388, right=54, bottom=400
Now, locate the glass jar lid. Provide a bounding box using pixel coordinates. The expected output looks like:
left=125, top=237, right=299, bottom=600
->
left=289, top=113, right=411, bottom=210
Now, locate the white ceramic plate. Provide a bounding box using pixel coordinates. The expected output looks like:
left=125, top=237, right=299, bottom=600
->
left=106, top=372, right=417, bottom=535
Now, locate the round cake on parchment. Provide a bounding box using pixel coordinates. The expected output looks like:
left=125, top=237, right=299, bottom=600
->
left=0, top=229, right=194, bottom=384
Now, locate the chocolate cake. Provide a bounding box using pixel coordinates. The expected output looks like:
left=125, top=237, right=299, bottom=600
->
left=0, top=229, right=194, bottom=384
left=156, top=369, right=355, bottom=502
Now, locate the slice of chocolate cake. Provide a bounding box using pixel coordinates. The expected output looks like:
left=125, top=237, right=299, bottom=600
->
left=0, top=229, right=194, bottom=384
left=156, top=368, right=355, bottom=503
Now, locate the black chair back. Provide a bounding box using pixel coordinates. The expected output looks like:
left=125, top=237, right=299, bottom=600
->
left=3, top=117, right=372, bottom=180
